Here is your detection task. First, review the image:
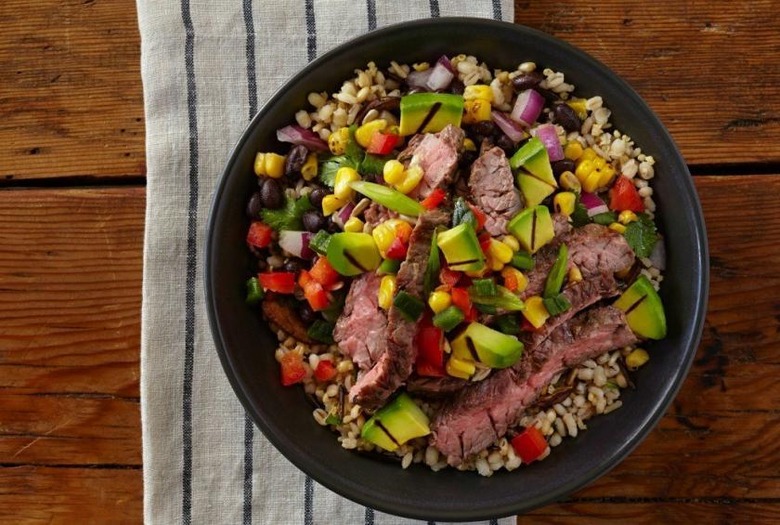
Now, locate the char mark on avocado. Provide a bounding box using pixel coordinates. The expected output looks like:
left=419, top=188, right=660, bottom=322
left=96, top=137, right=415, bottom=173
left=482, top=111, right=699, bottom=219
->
left=396, top=124, right=465, bottom=200
left=468, top=146, right=523, bottom=237
left=430, top=306, right=639, bottom=465
left=349, top=209, right=450, bottom=410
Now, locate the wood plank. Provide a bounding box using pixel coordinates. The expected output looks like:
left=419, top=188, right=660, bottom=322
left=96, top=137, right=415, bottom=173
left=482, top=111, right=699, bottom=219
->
left=0, top=0, right=145, bottom=181
left=0, top=466, right=141, bottom=524
left=0, top=188, right=144, bottom=397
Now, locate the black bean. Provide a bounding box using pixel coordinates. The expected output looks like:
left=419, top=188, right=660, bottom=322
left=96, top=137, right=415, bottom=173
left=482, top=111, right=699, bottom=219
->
left=472, top=120, right=497, bottom=137
left=298, top=302, right=318, bottom=324
left=308, top=187, right=327, bottom=209
left=511, top=71, right=544, bottom=92
left=536, top=87, right=559, bottom=105
left=552, top=159, right=576, bottom=176
left=283, top=259, right=303, bottom=274
left=285, top=145, right=309, bottom=175
left=327, top=219, right=342, bottom=233
left=260, top=178, right=284, bottom=209
left=496, top=133, right=516, bottom=152
left=255, top=258, right=268, bottom=273
left=449, top=79, right=465, bottom=95
left=302, top=209, right=326, bottom=233
left=458, top=149, right=477, bottom=168
left=246, top=191, right=263, bottom=218
left=553, top=102, right=582, bottom=132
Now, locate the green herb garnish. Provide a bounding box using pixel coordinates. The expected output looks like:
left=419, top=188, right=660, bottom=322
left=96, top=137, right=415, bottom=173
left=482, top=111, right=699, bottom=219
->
left=623, top=213, right=659, bottom=258
left=260, top=194, right=313, bottom=231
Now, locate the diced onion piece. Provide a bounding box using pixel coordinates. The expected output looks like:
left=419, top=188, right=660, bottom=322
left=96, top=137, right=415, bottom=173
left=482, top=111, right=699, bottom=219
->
left=532, top=123, right=564, bottom=162
left=510, top=89, right=544, bottom=126
left=276, top=125, right=329, bottom=152
left=580, top=191, right=610, bottom=217
left=279, top=231, right=315, bottom=259
left=425, top=56, right=455, bottom=91
left=333, top=201, right=356, bottom=228
left=491, top=111, right=526, bottom=143
left=406, top=69, right=433, bottom=90
left=648, top=238, right=666, bottom=271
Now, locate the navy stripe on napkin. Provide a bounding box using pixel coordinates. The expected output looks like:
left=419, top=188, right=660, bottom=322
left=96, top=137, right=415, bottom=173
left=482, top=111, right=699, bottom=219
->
left=366, top=0, right=377, bottom=31
left=429, top=0, right=440, bottom=17
left=180, top=0, right=199, bottom=522
left=492, top=0, right=502, bottom=20
left=305, top=0, right=317, bottom=61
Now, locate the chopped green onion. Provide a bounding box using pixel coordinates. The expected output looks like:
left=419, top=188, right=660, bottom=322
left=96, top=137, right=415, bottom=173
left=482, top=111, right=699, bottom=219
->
left=510, top=251, right=535, bottom=270
left=393, top=290, right=425, bottom=321
left=470, top=285, right=525, bottom=312
left=591, top=211, right=617, bottom=225
left=544, top=244, right=568, bottom=298
left=308, top=230, right=332, bottom=255
left=349, top=181, right=424, bottom=217
left=474, top=303, right=498, bottom=314
left=469, top=278, right=497, bottom=297
left=378, top=258, right=402, bottom=275
left=452, top=197, right=477, bottom=229
left=324, top=412, right=342, bottom=425
left=494, top=314, right=521, bottom=335
left=432, top=305, right=465, bottom=331
left=245, top=277, right=264, bottom=305
left=307, top=319, right=335, bottom=344
left=542, top=294, right=571, bottom=316
left=423, top=230, right=441, bottom=297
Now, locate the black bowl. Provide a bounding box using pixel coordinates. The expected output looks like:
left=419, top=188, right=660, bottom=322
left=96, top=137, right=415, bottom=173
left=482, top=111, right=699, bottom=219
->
left=206, top=17, right=708, bottom=521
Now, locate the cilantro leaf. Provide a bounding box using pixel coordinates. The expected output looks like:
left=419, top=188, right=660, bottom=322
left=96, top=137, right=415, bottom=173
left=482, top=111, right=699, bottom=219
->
left=344, top=124, right=365, bottom=166
left=623, top=213, right=658, bottom=258
left=260, top=194, right=313, bottom=231
left=319, top=156, right=346, bottom=187
left=571, top=199, right=590, bottom=228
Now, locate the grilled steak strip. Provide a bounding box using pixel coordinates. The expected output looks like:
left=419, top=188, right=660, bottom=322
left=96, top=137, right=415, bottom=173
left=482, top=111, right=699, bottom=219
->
left=430, top=306, right=638, bottom=465
left=349, top=209, right=450, bottom=410
left=468, top=146, right=523, bottom=236
left=397, top=125, right=465, bottom=199
left=333, top=272, right=388, bottom=371
left=261, top=294, right=314, bottom=343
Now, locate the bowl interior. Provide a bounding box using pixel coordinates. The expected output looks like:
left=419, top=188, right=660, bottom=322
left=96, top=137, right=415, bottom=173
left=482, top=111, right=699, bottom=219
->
left=206, top=18, right=708, bottom=521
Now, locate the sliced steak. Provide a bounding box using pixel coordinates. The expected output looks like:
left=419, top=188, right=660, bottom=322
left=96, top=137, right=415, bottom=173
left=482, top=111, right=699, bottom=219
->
left=333, top=272, right=387, bottom=371
left=406, top=375, right=469, bottom=397
left=521, top=223, right=634, bottom=299
left=261, top=294, right=313, bottom=343
left=468, top=146, right=523, bottom=236
left=397, top=125, right=465, bottom=199
left=349, top=209, right=450, bottom=410
left=430, top=306, right=638, bottom=465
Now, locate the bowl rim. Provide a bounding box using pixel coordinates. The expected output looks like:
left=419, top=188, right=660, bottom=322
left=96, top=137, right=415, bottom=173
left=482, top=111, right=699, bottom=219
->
left=205, top=16, right=709, bottom=520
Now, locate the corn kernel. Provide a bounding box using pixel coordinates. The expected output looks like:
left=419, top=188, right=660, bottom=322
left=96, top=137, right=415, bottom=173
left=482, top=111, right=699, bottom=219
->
left=386, top=218, right=413, bottom=243
left=626, top=348, right=650, bottom=370
left=598, top=166, right=616, bottom=188
left=501, top=267, right=528, bottom=293
left=579, top=148, right=598, bottom=162
left=618, top=210, right=638, bottom=224
left=301, top=153, right=318, bottom=181
left=559, top=171, right=581, bottom=193
left=593, top=157, right=607, bottom=170
left=253, top=153, right=266, bottom=176
left=488, top=254, right=505, bottom=272
left=463, top=84, right=493, bottom=101
left=265, top=153, right=286, bottom=178
left=343, top=217, right=364, bottom=233
left=321, top=194, right=346, bottom=216
left=446, top=356, right=475, bottom=380
left=501, top=235, right=520, bottom=252
left=567, top=98, right=588, bottom=119
left=564, top=142, right=584, bottom=161
left=575, top=160, right=593, bottom=180
left=383, top=159, right=405, bottom=185
left=334, top=166, right=360, bottom=200
left=568, top=265, right=583, bottom=283
left=428, top=291, right=452, bottom=314
left=328, top=127, right=350, bottom=155
left=355, top=119, right=387, bottom=148
left=553, top=192, right=576, bottom=217
left=609, top=222, right=627, bottom=234
left=412, top=62, right=430, bottom=72
left=463, top=99, right=492, bottom=124
left=377, top=275, right=397, bottom=310
left=582, top=170, right=602, bottom=193
left=395, top=165, right=424, bottom=194
left=488, top=238, right=513, bottom=264
left=463, top=138, right=477, bottom=152
left=372, top=222, right=396, bottom=256
left=522, top=296, right=549, bottom=329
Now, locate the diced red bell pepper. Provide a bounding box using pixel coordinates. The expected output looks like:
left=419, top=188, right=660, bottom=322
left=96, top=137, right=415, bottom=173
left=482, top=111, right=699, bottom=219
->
left=521, top=317, right=539, bottom=333
left=420, top=188, right=446, bottom=210
left=298, top=270, right=329, bottom=311
left=609, top=176, right=644, bottom=213
left=468, top=203, right=487, bottom=232
left=366, top=132, right=400, bottom=155
left=279, top=352, right=306, bottom=386
left=246, top=221, right=273, bottom=249
left=478, top=232, right=492, bottom=254
left=416, top=361, right=446, bottom=377
left=309, top=256, right=340, bottom=288
left=415, top=322, right=446, bottom=377
left=386, top=237, right=409, bottom=260
left=259, top=271, right=296, bottom=294
left=313, top=359, right=337, bottom=382
left=511, top=426, right=548, bottom=463
left=439, top=267, right=462, bottom=289
left=464, top=305, right=478, bottom=323
left=451, top=287, right=471, bottom=314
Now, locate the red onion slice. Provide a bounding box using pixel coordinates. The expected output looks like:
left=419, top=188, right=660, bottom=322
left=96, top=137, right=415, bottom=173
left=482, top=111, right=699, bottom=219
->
left=276, top=125, right=329, bottom=152
left=279, top=230, right=315, bottom=259
left=510, top=89, right=544, bottom=126
left=333, top=201, right=356, bottom=227
left=406, top=69, right=433, bottom=90
left=580, top=191, right=610, bottom=217
left=425, top=57, right=455, bottom=91
left=532, top=123, right=565, bottom=162
left=491, top=111, right=526, bottom=143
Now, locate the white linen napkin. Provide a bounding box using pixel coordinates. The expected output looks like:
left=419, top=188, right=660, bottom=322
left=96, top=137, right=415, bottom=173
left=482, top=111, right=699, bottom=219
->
left=137, top=1, right=515, bottom=523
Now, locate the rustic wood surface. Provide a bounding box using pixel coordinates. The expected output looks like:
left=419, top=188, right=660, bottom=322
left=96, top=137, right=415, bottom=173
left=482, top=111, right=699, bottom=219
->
left=0, top=0, right=778, bottom=523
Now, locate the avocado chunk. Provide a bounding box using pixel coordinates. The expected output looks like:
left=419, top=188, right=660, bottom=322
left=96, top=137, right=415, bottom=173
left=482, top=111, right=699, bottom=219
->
left=517, top=173, right=556, bottom=207
left=614, top=275, right=667, bottom=339
left=509, top=137, right=557, bottom=186
left=507, top=205, right=555, bottom=254
left=326, top=232, right=381, bottom=276
left=360, top=393, right=431, bottom=452
left=399, top=93, right=464, bottom=136
left=436, top=222, right=485, bottom=272
left=450, top=322, right=524, bottom=369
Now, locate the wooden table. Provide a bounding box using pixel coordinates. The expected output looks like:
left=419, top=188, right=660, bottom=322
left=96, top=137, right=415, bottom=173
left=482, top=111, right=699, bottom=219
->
left=1, top=1, right=778, bottom=522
